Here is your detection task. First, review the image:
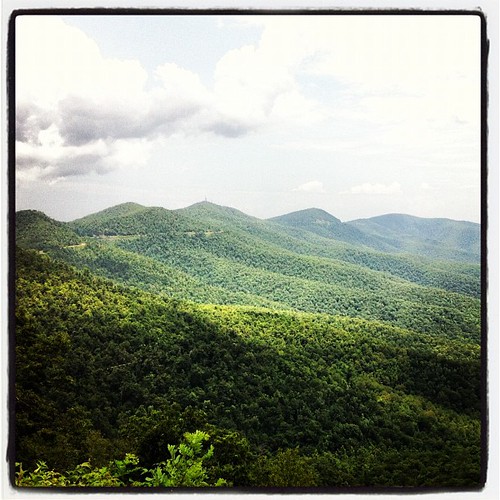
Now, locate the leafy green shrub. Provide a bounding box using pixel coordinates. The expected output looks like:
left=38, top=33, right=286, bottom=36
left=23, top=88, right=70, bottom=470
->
left=16, top=432, right=227, bottom=488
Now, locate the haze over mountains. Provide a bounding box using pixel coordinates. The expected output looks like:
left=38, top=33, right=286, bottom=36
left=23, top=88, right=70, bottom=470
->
left=18, top=200, right=481, bottom=264
left=36, top=200, right=479, bottom=257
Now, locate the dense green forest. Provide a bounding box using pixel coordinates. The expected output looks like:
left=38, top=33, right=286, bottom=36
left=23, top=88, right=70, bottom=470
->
left=14, top=202, right=483, bottom=488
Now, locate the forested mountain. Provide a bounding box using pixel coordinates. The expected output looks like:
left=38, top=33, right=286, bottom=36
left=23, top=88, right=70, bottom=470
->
left=16, top=210, right=82, bottom=249
left=16, top=203, right=481, bottom=337
left=348, top=213, right=480, bottom=262
left=14, top=201, right=483, bottom=488
left=270, top=208, right=480, bottom=263
left=69, top=202, right=202, bottom=236
left=269, top=207, right=390, bottom=250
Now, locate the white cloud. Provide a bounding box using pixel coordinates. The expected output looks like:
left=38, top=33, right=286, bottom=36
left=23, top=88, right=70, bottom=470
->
left=16, top=16, right=148, bottom=108
left=293, top=180, right=326, bottom=193
left=16, top=19, right=215, bottom=181
left=15, top=12, right=480, bottom=209
left=212, top=42, right=315, bottom=131
left=16, top=16, right=323, bottom=183
left=344, top=182, right=402, bottom=195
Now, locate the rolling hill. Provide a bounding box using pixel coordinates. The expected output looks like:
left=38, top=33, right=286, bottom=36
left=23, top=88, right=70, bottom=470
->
left=15, top=202, right=481, bottom=340
left=347, top=213, right=480, bottom=262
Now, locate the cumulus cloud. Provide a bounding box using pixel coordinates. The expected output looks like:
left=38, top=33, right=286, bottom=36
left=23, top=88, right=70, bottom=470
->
left=16, top=16, right=325, bottom=182
left=16, top=17, right=250, bottom=181
left=293, top=180, right=326, bottom=193
left=344, top=182, right=402, bottom=195
left=15, top=14, right=479, bottom=187
left=259, top=15, right=479, bottom=165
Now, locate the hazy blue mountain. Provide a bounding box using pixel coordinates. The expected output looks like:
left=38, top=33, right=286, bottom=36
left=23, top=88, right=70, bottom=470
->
left=268, top=208, right=393, bottom=251
left=268, top=207, right=480, bottom=263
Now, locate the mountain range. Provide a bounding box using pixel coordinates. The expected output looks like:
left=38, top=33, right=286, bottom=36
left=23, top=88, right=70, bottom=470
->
left=16, top=201, right=481, bottom=338
left=64, top=201, right=480, bottom=262
left=14, top=200, right=483, bottom=487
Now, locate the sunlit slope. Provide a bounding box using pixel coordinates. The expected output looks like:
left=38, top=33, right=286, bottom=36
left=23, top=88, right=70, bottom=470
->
left=16, top=202, right=481, bottom=339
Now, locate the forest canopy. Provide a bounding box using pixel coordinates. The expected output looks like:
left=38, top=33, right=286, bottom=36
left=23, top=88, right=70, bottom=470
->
left=13, top=202, right=484, bottom=488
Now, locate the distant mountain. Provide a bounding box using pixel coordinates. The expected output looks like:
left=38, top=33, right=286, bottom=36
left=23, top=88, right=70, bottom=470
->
left=269, top=207, right=341, bottom=227
left=268, top=208, right=393, bottom=251
left=348, top=213, right=480, bottom=262
left=178, top=201, right=260, bottom=227
left=268, top=208, right=480, bottom=263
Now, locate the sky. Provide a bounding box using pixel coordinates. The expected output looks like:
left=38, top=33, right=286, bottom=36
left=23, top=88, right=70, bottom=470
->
left=14, top=13, right=482, bottom=222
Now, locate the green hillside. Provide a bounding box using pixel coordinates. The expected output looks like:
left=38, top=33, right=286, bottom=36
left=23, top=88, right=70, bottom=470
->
left=178, top=200, right=262, bottom=229
left=15, top=247, right=482, bottom=487
left=16, top=210, right=82, bottom=249
left=16, top=204, right=481, bottom=339
left=75, top=201, right=480, bottom=296
left=14, top=201, right=483, bottom=487
left=348, top=213, right=480, bottom=262
left=270, top=208, right=480, bottom=263
left=69, top=202, right=201, bottom=236
left=178, top=202, right=480, bottom=296
left=112, top=231, right=479, bottom=340
left=269, top=207, right=390, bottom=250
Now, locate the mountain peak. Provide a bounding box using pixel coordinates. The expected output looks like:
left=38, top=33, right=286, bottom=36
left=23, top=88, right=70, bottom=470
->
left=269, top=207, right=342, bottom=226
left=70, top=202, right=146, bottom=224
left=16, top=209, right=82, bottom=249
left=179, top=200, right=259, bottom=223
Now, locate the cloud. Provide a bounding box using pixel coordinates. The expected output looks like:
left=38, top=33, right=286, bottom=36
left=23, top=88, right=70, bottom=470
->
left=343, top=182, right=402, bottom=195
left=16, top=14, right=479, bottom=187
left=212, top=42, right=320, bottom=133
left=293, top=181, right=326, bottom=193
left=260, top=15, right=479, bottom=164
left=16, top=17, right=237, bottom=181
left=16, top=16, right=322, bottom=182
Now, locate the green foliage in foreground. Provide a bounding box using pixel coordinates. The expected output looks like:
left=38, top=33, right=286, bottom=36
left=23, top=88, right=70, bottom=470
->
left=16, top=431, right=226, bottom=487
left=14, top=248, right=482, bottom=488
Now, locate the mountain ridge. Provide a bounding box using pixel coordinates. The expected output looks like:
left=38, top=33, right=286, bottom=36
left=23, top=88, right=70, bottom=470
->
left=66, top=201, right=479, bottom=226
left=17, top=201, right=481, bottom=265
left=15, top=201, right=481, bottom=339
